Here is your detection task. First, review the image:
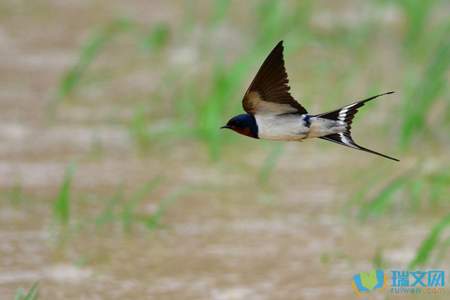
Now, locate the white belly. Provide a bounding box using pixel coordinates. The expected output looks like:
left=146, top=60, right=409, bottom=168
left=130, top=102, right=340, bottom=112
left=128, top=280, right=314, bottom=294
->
left=255, top=114, right=309, bottom=141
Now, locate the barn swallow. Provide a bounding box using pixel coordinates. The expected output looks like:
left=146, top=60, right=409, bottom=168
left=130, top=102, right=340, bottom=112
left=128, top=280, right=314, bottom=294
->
left=221, top=41, right=399, bottom=161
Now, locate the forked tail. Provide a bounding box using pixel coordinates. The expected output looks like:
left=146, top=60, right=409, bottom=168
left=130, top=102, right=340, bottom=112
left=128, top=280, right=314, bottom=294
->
left=316, top=91, right=399, bottom=162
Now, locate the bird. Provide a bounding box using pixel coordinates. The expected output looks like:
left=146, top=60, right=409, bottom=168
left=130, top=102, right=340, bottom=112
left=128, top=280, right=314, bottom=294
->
left=221, top=40, right=399, bottom=161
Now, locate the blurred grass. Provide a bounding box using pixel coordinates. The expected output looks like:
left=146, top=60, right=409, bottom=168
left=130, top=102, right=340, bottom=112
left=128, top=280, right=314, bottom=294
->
left=8, top=181, right=25, bottom=205
left=129, top=104, right=153, bottom=151
left=174, top=0, right=315, bottom=161
left=390, top=0, right=436, bottom=56
left=210, top=0, right=231, bottom=26
left=350, top=163, right=450, bottom=267
left=94, top=177, right=187, bottom=232
left=53, top=163, right=76, bottom=226
left=14, top=282, right=39, bottom=300
left=95, top=185, right=125, bottom=228
left=120, top=177, right=162, bottom=232
left=409, top=213, right=450, bottom=268
left=53, top=0, right=448, bottom=157
left=140, top=23, right=170, bottom=53
left=354, top=164, right=450, bottom=220
left=52, top=1, right=318, bottom=163
left=50, top=174, right=188, bottom=235
left=357, top=174, right=408, bottom=220
left=345, top=1, right=449, bottom=268
left=145, top=187, right=189, bottom=230
left=4, top=6, right=450, bottom=300
left=55, top=18, right=135, bottom=103
left=52, top=0, right=449, bottom=211
left=195, top=62, right=251, bottom=159
left=47, top=0, right=450, bottom=270
left=400, top=27, right=450, bottom=148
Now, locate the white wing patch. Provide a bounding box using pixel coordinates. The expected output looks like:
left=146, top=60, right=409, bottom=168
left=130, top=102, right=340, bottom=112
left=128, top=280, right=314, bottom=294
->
left=338, top=103, right=358, bottom=122
left=338, top=132, right=358, bottom=149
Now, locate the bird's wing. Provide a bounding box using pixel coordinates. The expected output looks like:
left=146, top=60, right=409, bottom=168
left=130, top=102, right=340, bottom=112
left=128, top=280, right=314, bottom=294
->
left=242, top=41, right=307, bottom=115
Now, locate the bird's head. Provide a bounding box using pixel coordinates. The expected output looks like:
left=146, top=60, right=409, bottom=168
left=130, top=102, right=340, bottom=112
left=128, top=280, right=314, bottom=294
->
left=221, top=114, right=258, bottom=139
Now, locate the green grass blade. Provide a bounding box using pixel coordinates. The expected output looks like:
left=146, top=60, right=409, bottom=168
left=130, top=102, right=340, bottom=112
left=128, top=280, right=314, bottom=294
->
left=55, top=18, right=134, bottom=103
left=53, top=163, right=76, bottom=226
left=14, top=289, right=25, bottom=300
left=409, top=213, right=450, bottom=268
left=141, top=23, right=170, bottom=52
left=121, top=177, right=162, bottom=232
left=400, top=26, right=450, bottom=147
left=129, top=104, right=152, bottom=151
left=358, top=175, right=408, bottom=220
left=15, top=282, right=39, bottom=300
left=24, top=282, right=39, bottom=300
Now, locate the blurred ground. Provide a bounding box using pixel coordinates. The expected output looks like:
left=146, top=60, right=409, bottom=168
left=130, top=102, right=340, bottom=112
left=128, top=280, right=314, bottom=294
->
left=0, top=0, right=449, bottom=299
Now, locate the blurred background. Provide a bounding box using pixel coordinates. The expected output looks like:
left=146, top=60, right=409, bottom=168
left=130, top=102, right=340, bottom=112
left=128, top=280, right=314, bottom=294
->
left=0, top=0, right=449, bottom=299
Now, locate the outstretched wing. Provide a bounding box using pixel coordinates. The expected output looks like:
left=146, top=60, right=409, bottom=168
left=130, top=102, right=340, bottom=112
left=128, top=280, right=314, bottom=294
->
left=242, top=41, right=307, bottom=115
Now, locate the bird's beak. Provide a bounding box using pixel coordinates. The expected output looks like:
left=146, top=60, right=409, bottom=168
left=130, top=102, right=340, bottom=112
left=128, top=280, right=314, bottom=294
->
left=221, top=125, right=230, bottom=129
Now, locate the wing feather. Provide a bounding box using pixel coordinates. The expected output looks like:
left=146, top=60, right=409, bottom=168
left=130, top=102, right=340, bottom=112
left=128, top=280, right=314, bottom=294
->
left=242, top=41, right=307, bottom=115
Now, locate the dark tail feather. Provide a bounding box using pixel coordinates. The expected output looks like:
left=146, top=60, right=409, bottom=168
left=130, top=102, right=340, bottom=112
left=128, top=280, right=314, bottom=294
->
left=320, top=133, right=399, bottom=161
left=317, top=91, right=399, bottom=162
left=316, top=91, right=395, bottom=129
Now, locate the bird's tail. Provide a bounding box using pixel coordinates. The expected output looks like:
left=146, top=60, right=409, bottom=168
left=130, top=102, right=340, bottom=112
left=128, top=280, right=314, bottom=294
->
left=316, top=91, right=399, bottom=161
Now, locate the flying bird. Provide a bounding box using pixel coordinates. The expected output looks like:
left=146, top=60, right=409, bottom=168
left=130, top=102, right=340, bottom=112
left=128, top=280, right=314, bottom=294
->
left=221, top=41, right=399, bottom=161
